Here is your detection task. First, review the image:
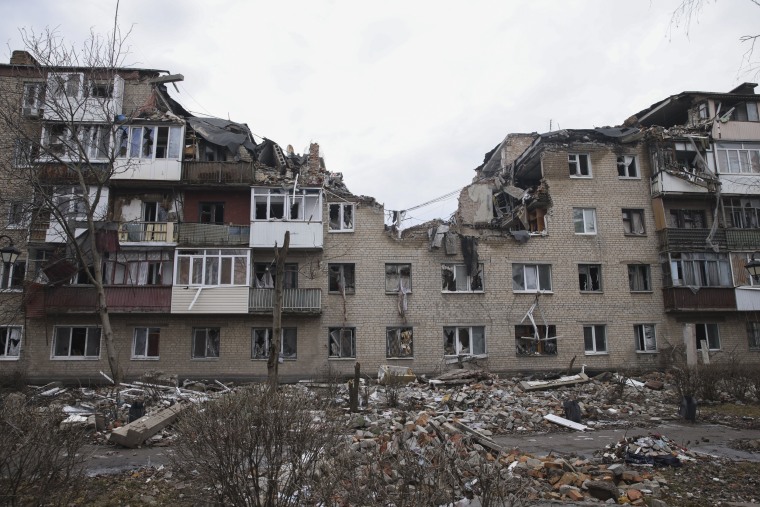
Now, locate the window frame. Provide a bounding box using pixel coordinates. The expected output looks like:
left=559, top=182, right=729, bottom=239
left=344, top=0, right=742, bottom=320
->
left=252, top=187, right=322, bottom=223
left=747, top=322, right=760, bottom=350
left=174, top=249, right=250, bottom=287
left=628, top=264, right=652, bottom=292
left=386, top=327, right=414, bottom=358
left=328, top=202, right=355, bottom=232
left=622, top=209, right=646, bottom=236
left=634, top=324, right=658, bottom=353
left=573, top=207, right=597, bottom=235
left=199, top=202, right=225, bottom=224
left=578, top=263, right=603, bottom=292
left=443, top=326, right=486, bottom=356
left=568, top=153, right=592, bottom=178
left=0, top=326, right=22, bottom=360
left=664, top=252, right=731, bottom=288
left=51, top=326, right=101, bottom=360
left=583, top=324, right=608, bottom=355
left=1, top=260, right=25, bottom=291
left=441, top=263, right=484, bottom=293
left=118, top=125, right=183, bottom=160
left=328, top=263, right=355, bottom=294
left=515, top=324, right=557, bottom=356
left=512, top=263, right=552, bottom=293
left=251, top=328, right=297, bottom=360
left=328, top=327, right=356, bottom=358
left=695, top=323, right=721, bottom=351
left=132, top=327, right=160, bottom=360
left=192, top=327, right=220, bottom=359
left=385, top=263, right=411, bottom=293
left=22, top=81, right=44, bottom=116
left=253, top=262, right=298, bottom=289
left=617, top=155, right=640, bottom=178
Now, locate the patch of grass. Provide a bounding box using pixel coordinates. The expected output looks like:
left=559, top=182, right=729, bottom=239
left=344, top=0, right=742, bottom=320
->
left=701, top=403, right=760, bottom=419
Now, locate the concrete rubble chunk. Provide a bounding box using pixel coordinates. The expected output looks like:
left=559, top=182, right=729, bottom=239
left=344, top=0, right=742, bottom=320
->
left=109, top=404, right=185, bottom=448
left=519, top=373, right=589, bottom=391
left=585, top=480, right=619, bottom=501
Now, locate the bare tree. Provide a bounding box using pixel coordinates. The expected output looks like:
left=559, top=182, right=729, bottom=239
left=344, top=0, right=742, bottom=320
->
left=0, top=18, right=137, bottom=382
left=268, top=231, right=290, bottom=388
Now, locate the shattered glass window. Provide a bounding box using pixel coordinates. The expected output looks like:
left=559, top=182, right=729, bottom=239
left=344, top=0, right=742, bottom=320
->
left=386, top=327, right=413, bottom=358
left=617, top=155, right=639, bottom=178
left=0, top=326, right=22, bottom=358
left=568, top=153, right=591, bottom=177
left=512, top=264, right=552, bottom=292
left=328, top=327, right=355, bottom=358
left=328, top=203, right=355, bottom=232
left=635, top=324, right=657, bottom=352
left=444, top=326, right=485, bottom=356
left=251, top=328, right=297, bottom=360
left=666, top=252, right=731, bottom=287
left=385, top=263, right=411, bottom=292
left=695, top=323, right=720, bottom=351
left=328, top=264, right=355, bottom=293
left=52, top=326, right=101, bottom=359
left=747, top=322, right=760, bottom=350
left=193, top=328, right=220, bottom=358
left=583, top=325, right=607, bottom=354
left=622, top=209, right=646, bottom=235
left=578, top=264, right=602, bottom=292
left=573, top=208, right=597, bottom=234
left=515, top=325, right=557, bottom=356
left=132, top=327, right=160, bottom=359
left=441, top=263, right=484, bottom=292
left=628, top=264, right=651, bottom=292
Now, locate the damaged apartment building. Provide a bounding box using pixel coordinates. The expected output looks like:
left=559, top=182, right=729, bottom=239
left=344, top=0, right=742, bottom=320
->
left=1, top=46, right=759, bottom=382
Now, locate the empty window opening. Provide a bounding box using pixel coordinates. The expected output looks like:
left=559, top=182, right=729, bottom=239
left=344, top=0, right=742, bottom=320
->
left=635, top=324, right=657, bottom=353
left=328, top=263, right=355, bottom=294
left=695, top=323, right=720, bottom=351
left=199, top=202, right=225, bottom=224
left=628, top=264, right=651, bottom=292
left=53, top=326, right=101, bottom=358
left=515, top=324, right=557, bottom=356
left=622, top=209, right=646, bottom=235
left=617, top=155, right=639, bottom=178
left=252, top=328, right=297, bottom=360
left=386, top=327, right=413, bottom=358
left=568, top=153, right=591, bottom=177
left=578, top=264, right=602, bottom=292
left=385, top=263, right=411, bottom=292
left=328, top=203, right=355, bottom=232
left=442, top=263, right=483, bottom=292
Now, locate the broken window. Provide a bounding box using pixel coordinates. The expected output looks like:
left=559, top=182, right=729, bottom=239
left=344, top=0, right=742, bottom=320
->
left=568, top=153, right=591, bottom=177
left=1, top=260, right=26, bottom=290
left=385, top=263, right=411, bottom=293
left=21, top=82, right=44, bottom=117
left=79, top=125, right=110, bottom=160
left=634, top=324, right=657, bottom=353
left=132, top=327, right=160, bottom=359
left=253, top=262, right=297, bottom=289
left=44, top=124, right=69, bottom=157
left=622, top=209, right=646, bottom=235
left=578, top=264, right=602, bottom=292
left=668, top=209, right=705, bottom=229
left=13, top=138, right=38, bottom=167
left=88, top=80, right=113, bottom=98
left=48, top=73, right=82, bottom=100
left=528, top=208, right=546, bottom=233
left=729, top=102, right=760, bottom=122
left=6, top=201, right=27, bottom=228
left=328, top=327, right=356, bottom=358
left=747, top=322, right=760, bottom=350
left=386, top=327, right=413, bottom=358
left=512, top=264, right=552, bottom=292
left=104, top=251, right=173, bottom=286
left=253, top=188, right=322, bottom=222
left=697, top=102, right=709, bottom=120
left=0, top=326, right=22, bottom=359
left=175, top=249, right=249, bottom=287
left=515, top=324, right=557, bottom=356
left=617, top=155, right=639, bottom=178
left=443, top=326, right=485, bottom=356
left=125, top=126, right=182, bottom=160
left=716, top=142, right=760, bottom=174
left=573, top=208, right=597, bottom=234
left=441, top=263, right=483, bottom=292
left=583, top=325, right=607, bottom=354
left=664, top=252, right=731, bottom=287
left=725, top=197, right=760, bottom=228
left=628, top=264, right=651, bottom=292
left=199, top=202, right=225, bottom=224
left=192, top=327, right=220, bottom=358
left=53, top=326, right=101, bottom=359
left=328, top=203, right=354, bottom=232
left=695, top=323, right=720, bottom=351
left=251, top=328, right=297, bottom=360
left=328, top=263, right=355, bottom=294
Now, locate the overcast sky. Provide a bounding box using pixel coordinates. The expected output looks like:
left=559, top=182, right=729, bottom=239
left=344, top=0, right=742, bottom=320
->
left=2, top=0, right=759, bottom=226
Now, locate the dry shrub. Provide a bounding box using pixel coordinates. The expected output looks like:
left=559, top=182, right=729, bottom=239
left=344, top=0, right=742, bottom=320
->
left=171, top=385, right=344, bottom=507
left=0, top=393, right=86, bottom=506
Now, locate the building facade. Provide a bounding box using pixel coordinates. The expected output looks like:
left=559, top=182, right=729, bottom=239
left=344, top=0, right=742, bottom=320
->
left=1, top=50, right=758, bottom=382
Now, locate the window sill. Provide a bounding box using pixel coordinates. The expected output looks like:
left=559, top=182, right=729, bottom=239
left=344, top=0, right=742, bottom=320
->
left=584, top=352, right=608, bottom=356
left=516, top=354, right=558, bottom=358
left=386, top=356, right=414, bottom=360
left=328, top=292, right=355, bottom=295
left=51, top=356, right=101, bottom=361
left=574, top=233, right=597, bottom=236
left=623, top=233, right=647, bottom=237
left=191, top=357, right=220, bottom=361
left=131, top=357, right=160, bottom=361
left=630, top=290, right=653, bottom=294
left=386, top=291, right=413, bottom=295
left=513, top=290, right=553, bottom=295
left=569, top=175, right=593, bottom=179
left=328, top=357, right=357, bottom=361
left=328, top=229, right=354, bottom=233
left=441, top=291, right=485, bottom=294
left=579, top=291, right=604, bottom=294
left=0, top=357, right=20, bottom=361
left=251, top=358, right=297, bottom=361
left=618, top=176, right=641, bottom=180
left=636, top=350, right=658, bottom=354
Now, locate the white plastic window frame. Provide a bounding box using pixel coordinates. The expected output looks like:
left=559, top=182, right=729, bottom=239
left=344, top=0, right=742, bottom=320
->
left=0, top=326, right=22, bottom=360
left=51, top=326, right=101, bottom=360
left=174, top=249, right=250, bottom=287
left=132, top=327, right=160, bottom=360
left=328, top=202, right=355, bottom=232
left=617, top=155, right=640, bottom=178
left=634, top=324, right=657, bottom=353
left=583, top=325, right=608, bottom=355
left=573, top=207, right=597, bottom=235
left=568, top=153, right=592, bottom=178
left=512, top=263, right=552, bottom=293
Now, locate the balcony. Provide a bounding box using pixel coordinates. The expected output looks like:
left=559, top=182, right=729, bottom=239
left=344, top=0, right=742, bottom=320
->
left=250, top=221, right=323, bottom=249
left=249, top=288, right=322, bottom=315
left=33, top=285, right=172, bottom=314
left=657, top=228, right=727, bottom=252
left=182, top=161, right=254, bottom=184
left=725, top=229, right=760, bottom=250
left=177, top=223, right=250, bottom=246
left=663, top=286, right=736, bottom=312
left=118, top=222, right=177, bottom=243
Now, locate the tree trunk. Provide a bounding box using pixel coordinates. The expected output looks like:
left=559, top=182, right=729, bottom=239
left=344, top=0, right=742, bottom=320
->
left=349, top=362, right=360, bottom=412
left=268, top=231, right=290, bottom=389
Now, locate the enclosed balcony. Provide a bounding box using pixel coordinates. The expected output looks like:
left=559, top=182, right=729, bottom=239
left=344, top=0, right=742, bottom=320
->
left=657, top=228, right=727, bottom=252
left=725, top=229, right=760, bottom=250
left=662, top=286, right=736, bottom=312
left=30, top=285, right=172, bottom=314
left=177, top=223, right=250, bottom=246
left=249, top=288, right=322, bottom=315
left=118, top=222, right=177, bottom=244
left=182, top=161, right=254, bottom=185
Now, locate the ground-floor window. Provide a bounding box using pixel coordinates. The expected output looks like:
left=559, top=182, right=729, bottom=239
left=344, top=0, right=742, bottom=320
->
left=251, top=328, right=297, bottom=360
left=748, top=322, right=760, bottom=350
left=52, top=326, right=101, bottom=359
left=192, top=327, right=220, bottom=358
left=515, top=325, right=557, bottom=356
left=583, top=325, right=607, bottom=354
left=0, top=326, right=22, bottom=359
left=386, top=327, right=413, bottom=358
left=634, top=324, right=657, bottom=352
left=328, top=327, right=356, bottom=358
left=444, top=326, right=485, bottom=356
left=695, top=323, right=720, bottom=350
left=132, top=327, right=160, bottom=359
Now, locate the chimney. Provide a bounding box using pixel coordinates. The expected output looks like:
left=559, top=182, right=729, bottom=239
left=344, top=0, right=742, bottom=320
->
left=10, top=50, right=38, bottom=66
left=729, top=82, right=757, bottom=95
left=307, top=142, right=322, bottom=173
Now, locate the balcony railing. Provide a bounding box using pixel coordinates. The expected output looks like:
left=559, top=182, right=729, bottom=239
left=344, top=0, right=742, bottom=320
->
left=182, top=161, right=254, bottom=184
left=662, top=286, right=736, bottom=312
left=35, top=285, right=172, bottom=314
left=249, top=288, right=322, bottom=314
left=118, top=222, right=176, bottom=243
left=177, top=223, right=250, bottom=246
left=725, top=228, right=760, bottom=251
left=657, top=228, right=727, bottom=252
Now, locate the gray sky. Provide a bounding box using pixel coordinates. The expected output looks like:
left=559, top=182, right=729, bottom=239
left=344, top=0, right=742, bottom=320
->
left=2, top=0, right=759, bottom=226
